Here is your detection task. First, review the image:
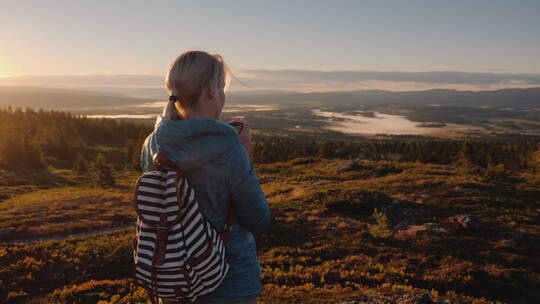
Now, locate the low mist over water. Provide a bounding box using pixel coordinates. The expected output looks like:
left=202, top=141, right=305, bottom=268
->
left=312, top=109, right=465, bottom=136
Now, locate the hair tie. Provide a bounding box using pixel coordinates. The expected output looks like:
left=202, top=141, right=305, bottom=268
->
left=169, top=95, right=179, bottom=102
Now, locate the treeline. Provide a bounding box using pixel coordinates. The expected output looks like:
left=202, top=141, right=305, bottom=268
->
left=0, top=106, right=151, bottom=171
left=1, top=107, right=538, bottom=174
left=251, top=135, right=540, bottom=171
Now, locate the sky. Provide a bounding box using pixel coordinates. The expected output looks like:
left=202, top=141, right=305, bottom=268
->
left=1, top=0, right=539, bottom=92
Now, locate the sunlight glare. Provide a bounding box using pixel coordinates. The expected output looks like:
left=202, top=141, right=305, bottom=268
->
left=0, top=72, right=13, bottom=78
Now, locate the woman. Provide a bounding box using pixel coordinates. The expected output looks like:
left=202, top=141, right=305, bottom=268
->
left=140, top=50, right=270, bottom=304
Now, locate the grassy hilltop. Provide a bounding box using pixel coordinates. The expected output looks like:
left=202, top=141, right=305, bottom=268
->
left=1, top=156, right=539, bottom=303
left=0, top=107, right=539, bottom=303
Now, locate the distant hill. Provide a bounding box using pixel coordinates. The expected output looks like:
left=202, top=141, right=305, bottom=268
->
left=1, top=85, right=539, bottom=110
left=227, top=87, right=540, bottom=108
left=0, top=86, right=152, bottom=109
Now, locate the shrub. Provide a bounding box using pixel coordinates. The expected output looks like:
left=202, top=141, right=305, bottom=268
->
left=368, top=208, right=392, bottom=239
left=73, top=154, right=89, bottom=175
left=91, top=153, right=115, bottom=188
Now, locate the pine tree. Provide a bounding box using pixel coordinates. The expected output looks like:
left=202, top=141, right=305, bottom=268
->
left=368, top=208, right=392, bottom=239
left=125, top=139, right=136, bottom=163
left=91, top=153, right=115, bottom=188
left=0, top=135, right=47, bottom=171
left=73, top=154, right=89, bottom=175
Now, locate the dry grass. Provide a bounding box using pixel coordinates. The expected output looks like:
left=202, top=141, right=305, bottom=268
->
left=1, top=157, right=539, bottom=303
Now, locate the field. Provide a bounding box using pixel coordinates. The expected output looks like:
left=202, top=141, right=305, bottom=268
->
left=1, top=155, right=539, bottom=304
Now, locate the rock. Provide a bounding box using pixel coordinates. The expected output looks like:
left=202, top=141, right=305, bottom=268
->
left=395, top=223, right=449, bottom=240
left=337, top=161, right=365, bottom=172
left=417, top=292, right=434, bottom=304
left=0, top=228, right=13, bottom=241
left=380, top=197, right=406, bottom=212
left=454, top=185, right=481, bottom=194
left=391, top=198, right=404, bottom=205
left=448, top=214, right=474, bottom=229
left=396, top=292, right=434, bottom=304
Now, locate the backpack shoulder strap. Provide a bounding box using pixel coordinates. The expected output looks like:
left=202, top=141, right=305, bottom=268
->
left=152, top=151, right=179, bottom=172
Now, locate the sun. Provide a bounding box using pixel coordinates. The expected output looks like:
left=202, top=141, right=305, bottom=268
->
left=0, top=72, right=13, bottom=78
left=0, top=60, right=14, bottom=78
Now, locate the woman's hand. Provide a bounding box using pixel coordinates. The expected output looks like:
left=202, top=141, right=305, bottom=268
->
left=229, top=119, right=252, bottom=156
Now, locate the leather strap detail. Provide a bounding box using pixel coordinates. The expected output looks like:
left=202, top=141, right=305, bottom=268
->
left=153, top=151, right=181, bottom=173
left=155, top=214, right=169, bottom=266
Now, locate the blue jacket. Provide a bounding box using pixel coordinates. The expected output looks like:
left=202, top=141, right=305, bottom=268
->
left=140, top=115, right=270, bottom=302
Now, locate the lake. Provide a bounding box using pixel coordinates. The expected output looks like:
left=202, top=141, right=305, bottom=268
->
left=134, top=101, right=278, bottom=112
left=84, top=103, right=278, bottom=119
left=311, top=109, right=475, bottom=136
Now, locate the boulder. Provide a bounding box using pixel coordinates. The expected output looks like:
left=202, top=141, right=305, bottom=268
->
left=395, top=223, right=449, bottom=241
left=447, top=214, right=474, bottom=229
left=337, top=161, right=365, bottom=172
left=391, top=198, right=404, bottom=205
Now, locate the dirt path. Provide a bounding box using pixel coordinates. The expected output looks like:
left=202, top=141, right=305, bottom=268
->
left=0, top=223, right=136, bottom=246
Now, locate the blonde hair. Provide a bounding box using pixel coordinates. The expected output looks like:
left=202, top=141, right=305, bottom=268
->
left=162, top=50, right=232, bottom=120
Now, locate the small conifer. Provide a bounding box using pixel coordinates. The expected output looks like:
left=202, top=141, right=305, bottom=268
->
left=73, top=154, right=89, bottom=175
left=91, top=153, right=115, bottom=188
left=368, top=208, right=392, bottom=239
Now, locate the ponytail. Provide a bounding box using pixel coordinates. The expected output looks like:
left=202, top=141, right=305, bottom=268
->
left=162, top=95, right=182, bottom=120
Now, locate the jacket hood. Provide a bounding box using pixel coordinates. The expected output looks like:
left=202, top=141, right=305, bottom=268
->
left=152, top=115, right=238, bottom=173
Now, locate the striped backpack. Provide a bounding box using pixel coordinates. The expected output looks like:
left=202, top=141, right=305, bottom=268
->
left=132, top=152, right=236, bottom=304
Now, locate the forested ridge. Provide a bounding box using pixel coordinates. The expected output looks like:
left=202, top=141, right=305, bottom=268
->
left=1, top=106, right=538, bottom=175
left=0, top=107, right=151, bottom=171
